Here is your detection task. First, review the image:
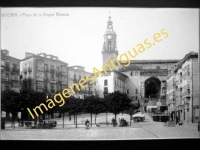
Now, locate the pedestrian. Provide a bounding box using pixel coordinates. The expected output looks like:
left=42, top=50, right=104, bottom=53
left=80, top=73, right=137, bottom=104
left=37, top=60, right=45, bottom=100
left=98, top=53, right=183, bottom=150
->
left=176, top=116, right=179, bottom=125
left=85, top=119, right=90, bottom=129
left=69, top=115, right=71, bottom=121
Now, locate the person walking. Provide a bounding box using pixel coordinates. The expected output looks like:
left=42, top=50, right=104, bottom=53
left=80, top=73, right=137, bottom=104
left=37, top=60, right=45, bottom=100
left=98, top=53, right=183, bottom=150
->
left=176, top=116, right=179, bottom=125
left=85, top=119, right=90, bottom=129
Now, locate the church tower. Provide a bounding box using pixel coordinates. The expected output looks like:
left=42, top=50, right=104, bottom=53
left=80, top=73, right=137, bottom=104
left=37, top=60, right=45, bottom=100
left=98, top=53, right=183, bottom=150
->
left=102, top=16, right=118, bottom=65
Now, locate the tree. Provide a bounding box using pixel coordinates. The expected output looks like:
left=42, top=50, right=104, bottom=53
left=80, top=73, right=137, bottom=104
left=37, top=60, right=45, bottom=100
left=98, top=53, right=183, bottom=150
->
left=105, top=91, right=132, bottom=120
left=126, top=103, right=136, bottom=126
left=83, top=95, right=98, bottom=127
left=1, top=90, right=21, bottom=119
left=91, top=97, right=105, bottom=124
left=67, top=96, right=83, bottom=128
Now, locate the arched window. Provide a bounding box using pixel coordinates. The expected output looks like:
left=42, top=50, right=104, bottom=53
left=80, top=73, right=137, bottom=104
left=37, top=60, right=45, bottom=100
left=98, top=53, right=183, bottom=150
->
left=156, top=65, right=160, bottom=70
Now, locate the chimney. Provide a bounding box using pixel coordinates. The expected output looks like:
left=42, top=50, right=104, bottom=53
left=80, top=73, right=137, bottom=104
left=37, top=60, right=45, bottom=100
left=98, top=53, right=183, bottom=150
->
left=53, top=56, right=58, bottom=60
left=47, top=54, right=53, bottom=59
left=25, top=52, right=34, bottom=58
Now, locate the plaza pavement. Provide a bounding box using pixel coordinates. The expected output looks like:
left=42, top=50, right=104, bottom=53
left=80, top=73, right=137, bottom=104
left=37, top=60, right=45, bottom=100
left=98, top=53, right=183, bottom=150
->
left=1, top=113, right=199, bottom=140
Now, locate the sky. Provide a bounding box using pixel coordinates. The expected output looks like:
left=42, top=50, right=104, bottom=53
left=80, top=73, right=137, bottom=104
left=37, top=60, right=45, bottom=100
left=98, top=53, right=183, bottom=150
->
left=1, top=8, right=199, bottom=72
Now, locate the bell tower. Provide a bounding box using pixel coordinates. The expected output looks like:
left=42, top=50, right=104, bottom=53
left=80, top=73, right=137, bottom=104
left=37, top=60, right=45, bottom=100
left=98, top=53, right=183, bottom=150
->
left=102, top=16, right=118, bottom=65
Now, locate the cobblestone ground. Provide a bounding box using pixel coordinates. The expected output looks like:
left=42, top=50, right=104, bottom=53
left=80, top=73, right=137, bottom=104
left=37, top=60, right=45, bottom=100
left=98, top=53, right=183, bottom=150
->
left=1, top=113, right=199, bottom=140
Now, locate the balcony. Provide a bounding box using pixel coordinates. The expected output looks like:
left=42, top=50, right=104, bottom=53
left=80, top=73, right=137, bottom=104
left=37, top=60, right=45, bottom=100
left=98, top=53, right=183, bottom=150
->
left=103, top=91, right=108, bottom=95
left=45, top=68, right=49, bottom=72
left=50, top=89, right=55, bottom=93
left=56, top=71, right=61, bottom=75
left=44, top=89, right=49, bottom=94
left=184, top=103, right=189, bottom=109
left=182, top=91, right=191, bottom=98
left=4, top=80, right=10, bottom=84
left=73, top=78, right=78, bottom=83
left=88, top=91, right=93, bottom=95
left=11, top=77, right=19, bottom=84
left=28, top=67, right=32, bottom=72
left=50, top=69, right=55, bottom=74
left=44, top=78, right=49, bottom=83
left=4, top=66, right=10, bottom=71
left=23, top=68, right=27, bottom=74
left=49, top=80, right=56, bottom=84
left=11, top=68, right=20, bottom=74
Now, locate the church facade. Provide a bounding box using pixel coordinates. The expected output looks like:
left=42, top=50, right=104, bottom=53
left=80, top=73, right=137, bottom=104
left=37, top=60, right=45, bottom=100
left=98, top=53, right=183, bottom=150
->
left=97, top=16, right=180, bottom=110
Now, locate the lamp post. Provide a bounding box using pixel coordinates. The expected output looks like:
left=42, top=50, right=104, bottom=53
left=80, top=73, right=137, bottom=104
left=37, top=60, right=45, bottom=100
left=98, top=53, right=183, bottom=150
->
left=62, top=65, right=74, bottom=128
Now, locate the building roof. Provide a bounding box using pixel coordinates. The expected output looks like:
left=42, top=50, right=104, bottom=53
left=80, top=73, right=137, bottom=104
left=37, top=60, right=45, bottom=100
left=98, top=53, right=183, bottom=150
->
left=129, top=59, right=180, bottom=64
left=21, top=53, right=68, bottom=65
left=174, top=51, right=198, bottom=72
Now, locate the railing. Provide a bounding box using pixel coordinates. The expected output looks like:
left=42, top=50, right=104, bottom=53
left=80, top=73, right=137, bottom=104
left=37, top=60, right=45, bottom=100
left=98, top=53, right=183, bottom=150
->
left=103, top=91, right=108, bottom=95
left=45, top=68, right=49, bottom=72
left=11, top=68, right=20, bottom=73
left=23, top=68, right=27, bottom=74
left=88, top=91, right=93, bottom=95
left=50, top=89, right=55, bottom=93
left=28, top=67, right=32, bottom=72
left=4, top=66, right=10, bottom=71
left=56, top=71, right=61, bottom=75
left=1, top=78, right=10, bottom=84
left=50, top=69, right=55, bottom=74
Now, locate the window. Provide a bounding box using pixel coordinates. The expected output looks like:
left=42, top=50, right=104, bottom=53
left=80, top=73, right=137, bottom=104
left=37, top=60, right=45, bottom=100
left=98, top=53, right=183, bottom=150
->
left=156, top=66, right=160, bottom=70
left=36, top=81, right=44, bottom=89
left=74, top=74, right=76, bottom=79
left=104, top=87, right=108, bottom=94
left=5, top=86, right=9, bottom=90
left=45, top=73, right=48, bottom=80
left=135, top=71, right=138, bottom=76
left=127, top=89, right=129, bottom=94
left=5, top=74, right=9, bottom=81
left=13, top=63, right=17, bottom=69
left=51, top=74, right=54, bottom=80
left=79, top=75, right=81, bottom=80
left=56, top=66, right=59, bottom=72
left=51, top=65, right=54, bottom=69
left=29, top=62, right=31, bottom=67
left=45, top=64, right=48, bottom=71
left=89, top=87, right=90, bottom=91
left=130, top=72, right=133, bottom=76
left=56, top=76, right=59, bottom=81
left=104, top=79, right=108, bottom=86
left=25, top=63, right=27, bottom=69
left=50, top=83, right=54, bottom=90
left=136, top=89, right=138, bottom=94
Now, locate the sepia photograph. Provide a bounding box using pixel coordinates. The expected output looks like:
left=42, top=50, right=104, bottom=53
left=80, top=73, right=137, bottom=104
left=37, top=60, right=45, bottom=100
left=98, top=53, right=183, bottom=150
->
left=1, top=7, right=199, bottom=140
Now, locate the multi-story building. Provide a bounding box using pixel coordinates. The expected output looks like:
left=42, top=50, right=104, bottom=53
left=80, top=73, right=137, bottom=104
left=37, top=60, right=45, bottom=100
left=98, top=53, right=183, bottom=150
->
left=95, top=70, right=129, bottom=98
left=97, top=16, right=128, bottom=98
left=68, top=66, right=95, bottom=99
left=1, top=49, right=20, bottom=93
left=167, top=51, right=199, bottom=123
left=20, top=52, right=68, bottom=95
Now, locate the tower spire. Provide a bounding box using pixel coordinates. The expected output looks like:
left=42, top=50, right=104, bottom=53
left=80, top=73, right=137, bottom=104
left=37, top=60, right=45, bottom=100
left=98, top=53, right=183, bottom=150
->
left=102, top=13, right=118, bottom=65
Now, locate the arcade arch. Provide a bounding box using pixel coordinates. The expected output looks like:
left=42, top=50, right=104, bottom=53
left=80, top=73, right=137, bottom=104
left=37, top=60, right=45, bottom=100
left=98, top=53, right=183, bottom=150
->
left=144, top=77, right=161, bottom=98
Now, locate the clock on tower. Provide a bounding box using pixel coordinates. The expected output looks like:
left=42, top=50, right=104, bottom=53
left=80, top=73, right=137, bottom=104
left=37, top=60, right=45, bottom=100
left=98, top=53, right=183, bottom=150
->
left=102, top=16, right=118, bottom=65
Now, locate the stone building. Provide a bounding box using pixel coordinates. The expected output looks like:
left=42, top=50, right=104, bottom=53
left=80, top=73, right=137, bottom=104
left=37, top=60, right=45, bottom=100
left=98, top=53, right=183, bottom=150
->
left=20, top=52, right=68, bottom=95
left=68, top=65, right=95, bottom=99
left=1, top=49, right=20, bottom=93
left=120, top=60, right=179, bottom=111
left=98, top=16, right=180, bottom=112
left=95, top=70, right=128, bottom=98
left=96, top=16, right=128, bottom=98
left=167, top=51, right=199, bottom=123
